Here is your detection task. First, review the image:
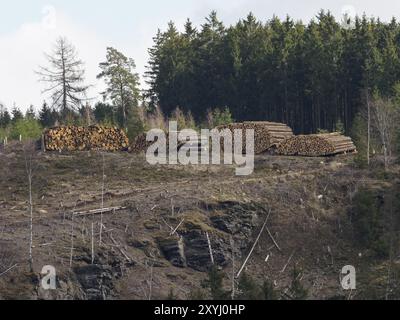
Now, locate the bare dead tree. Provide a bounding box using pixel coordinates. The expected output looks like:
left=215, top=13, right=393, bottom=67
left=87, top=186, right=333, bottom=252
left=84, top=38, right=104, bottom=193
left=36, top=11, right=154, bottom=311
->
left=99, top=153, right=105, bottom=246
left=36, top=37, right=89, bottom=113
left=69, top=212, right=75, bottom=269
left=23, top=142, right=37, bottom=272
left=370, top=95, right=399, bottom=169
left=230, top=236, right=236, bottom=300
left=236, top=210, right=271, bottom=279
left=91, top=222, right=95, bottom=265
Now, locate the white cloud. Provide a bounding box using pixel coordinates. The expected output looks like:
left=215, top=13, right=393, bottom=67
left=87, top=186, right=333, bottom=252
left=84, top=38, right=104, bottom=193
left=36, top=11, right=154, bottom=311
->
left=0, top=5, right=107, bottom=112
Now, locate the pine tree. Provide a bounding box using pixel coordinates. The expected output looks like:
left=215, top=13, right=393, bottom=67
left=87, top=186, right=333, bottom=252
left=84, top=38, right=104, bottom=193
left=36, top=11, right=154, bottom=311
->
left=39, top=101, right=58, bottom=128
left=11, top=106, right=23, bottom=124
left=98, top=47, right=141, bottom=130
left=0, top=104, right=11, bottom=128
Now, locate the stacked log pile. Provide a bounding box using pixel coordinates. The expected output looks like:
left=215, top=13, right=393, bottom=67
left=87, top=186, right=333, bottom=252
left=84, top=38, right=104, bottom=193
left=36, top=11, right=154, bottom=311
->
left=44, top=126, right=129, bottom=152
left=129, top=132, right=198, bottom=154
left=277, top=132, right=357, bottom=156
left=129, top=133, right=154, bottom=153
left=215, top=122, right=294, bottom=154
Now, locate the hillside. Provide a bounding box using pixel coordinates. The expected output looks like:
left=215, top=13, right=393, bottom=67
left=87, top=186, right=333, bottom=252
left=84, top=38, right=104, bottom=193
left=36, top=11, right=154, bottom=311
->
left=0, top=145, right=399, bottom=300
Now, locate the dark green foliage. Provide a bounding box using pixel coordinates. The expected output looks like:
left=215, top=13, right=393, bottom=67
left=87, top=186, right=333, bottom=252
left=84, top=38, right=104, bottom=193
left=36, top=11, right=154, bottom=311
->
left=94, top=102, right=116, bottom=125
left=126, top=107, right=145, bottom=141
left=166, top=288, right=178, bottom=300
left=289, top=267, right=308, bottom=300
left=351, top=113, right=370, bottom=167
left=97, top=47, right=140, bottom=129
left=146, top=11, right=400, bottom=134
left=262, top=279, right=278, bottom=300
left=25, top=105, right=36, bottom=119
left=237, top=273, right=262, bottom=300
left=201, top=266, right=230, bottom=300
left=39, top=102, right=58, bottom=128
left=207, top=107, right=234, bottom=128
left=11, top=106, right=23, bottom=124
left=352, top=188, right=389, bottom=258
left=188, top=288, right=207, bottom=300
left=0, top=105, right=11, bottom=128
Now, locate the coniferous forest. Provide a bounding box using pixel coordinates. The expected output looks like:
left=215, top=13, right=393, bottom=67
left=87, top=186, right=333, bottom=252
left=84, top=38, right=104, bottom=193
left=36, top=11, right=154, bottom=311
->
left=146, top=11, right=400, bottom=134
left=2, top=6, right=400, bottom=302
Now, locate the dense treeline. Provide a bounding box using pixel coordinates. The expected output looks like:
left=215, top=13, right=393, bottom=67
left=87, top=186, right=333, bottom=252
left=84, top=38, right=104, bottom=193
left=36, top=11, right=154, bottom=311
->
left=2, top=10, right=400, bottom=145
left=146, top=10, right=400, bottom=134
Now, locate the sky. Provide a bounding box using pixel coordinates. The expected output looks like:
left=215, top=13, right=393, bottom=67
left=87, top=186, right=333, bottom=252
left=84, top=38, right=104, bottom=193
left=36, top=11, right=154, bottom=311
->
left=1, top=0, right=400, bottom=112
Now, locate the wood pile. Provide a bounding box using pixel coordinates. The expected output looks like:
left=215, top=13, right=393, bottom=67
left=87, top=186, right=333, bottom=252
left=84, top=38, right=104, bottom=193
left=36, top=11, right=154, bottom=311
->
left=215, top=122, right=294, bottom=154
left=129, top=132, right=198, bottom=154
left=129, top=133, right=155, bottom=154
left=277, top=132, right=357, bottom=157
left=44, top=126, right=129, bottom=152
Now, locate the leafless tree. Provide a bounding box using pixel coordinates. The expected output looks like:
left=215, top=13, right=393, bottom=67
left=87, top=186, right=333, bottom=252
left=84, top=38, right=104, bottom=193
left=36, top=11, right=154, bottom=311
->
left=230, top=236, right=236, bottom=300
left=369, top=95, right=399, bottom=169
left=37, top=37, right=89, bottom=113
left=99, top=153, right=106, bottom=245
left=23, top=141, right=37, bottom=271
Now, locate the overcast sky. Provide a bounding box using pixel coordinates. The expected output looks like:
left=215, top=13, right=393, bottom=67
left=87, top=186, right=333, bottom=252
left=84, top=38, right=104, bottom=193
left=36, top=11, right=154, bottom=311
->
left=1, top=0, right=400, bottom=112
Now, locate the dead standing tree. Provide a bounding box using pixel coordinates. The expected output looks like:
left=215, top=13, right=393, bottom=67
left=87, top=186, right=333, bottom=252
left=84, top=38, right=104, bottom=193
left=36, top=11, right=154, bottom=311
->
left=369, top=95, right=399, bottom=170
left=23, top=142, right=37, bottom=272
left=37, top=37, right=89, bottom=115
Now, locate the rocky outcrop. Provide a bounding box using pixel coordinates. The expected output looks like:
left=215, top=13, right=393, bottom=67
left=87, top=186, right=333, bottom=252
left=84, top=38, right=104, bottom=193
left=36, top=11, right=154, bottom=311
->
left=184, top=230, right=227, bottom=272
left=157, top=237, right=186, bottom=268
left=74, top=265, right=115, bottom=300
left=157, top=230, right=228, bottom=272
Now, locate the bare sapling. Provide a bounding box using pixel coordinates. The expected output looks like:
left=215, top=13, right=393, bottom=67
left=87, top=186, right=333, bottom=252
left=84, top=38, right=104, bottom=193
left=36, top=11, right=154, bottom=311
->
left=99, top=152, right=106, bottom=245
left=23, top=141, right=37, bottom=272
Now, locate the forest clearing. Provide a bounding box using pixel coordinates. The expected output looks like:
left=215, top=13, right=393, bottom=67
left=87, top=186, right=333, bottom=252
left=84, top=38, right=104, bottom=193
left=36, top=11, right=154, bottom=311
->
left=1, top=2, right=400, bottom=305
left=0, top=142, right=399, bottom=300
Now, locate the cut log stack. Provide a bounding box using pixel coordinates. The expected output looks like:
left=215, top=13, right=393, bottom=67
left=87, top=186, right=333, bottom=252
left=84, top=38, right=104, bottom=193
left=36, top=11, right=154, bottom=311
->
left=129, top=133, right=155, bottom=154
left=44, top=126, right=129, bottom=152
left=277, top=132, right=357, bottom=157
left=216, top=122, right=294, bottom=154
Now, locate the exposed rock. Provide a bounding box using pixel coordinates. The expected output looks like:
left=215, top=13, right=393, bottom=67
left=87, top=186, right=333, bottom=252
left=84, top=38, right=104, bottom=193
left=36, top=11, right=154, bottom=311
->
left=73, top=265, right=114, bottom=300
left=184, top=230, right=227, bottom=272
left=157, top=237, right=186, bottom=268
left=157, top=231, right=228, bottom=272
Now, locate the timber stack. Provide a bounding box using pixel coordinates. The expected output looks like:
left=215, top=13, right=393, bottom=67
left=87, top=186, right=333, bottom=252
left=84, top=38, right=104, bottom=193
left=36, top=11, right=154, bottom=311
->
left=129, top=133, right=154, bottom=153
left=129, top=132, right=194, bottom=153
left=43, top=126, right=129, bottom=152
left=277, top=132, right=357, bottom=157
left=216, top=121, right=294, bottom=154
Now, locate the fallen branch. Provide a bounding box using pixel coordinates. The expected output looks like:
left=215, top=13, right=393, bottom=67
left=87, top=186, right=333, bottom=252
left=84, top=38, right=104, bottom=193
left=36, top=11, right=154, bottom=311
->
left=236, top=210, right=271, bottom=279
left=266, top=227, right=282, bottom=252
left=170, top=219, right=185, bottom=236
left=206, top=232, right=214, bottom=265
left=73, top=206, right=127, bottom=217
left=280, top=251, right=295, bottom=273
left=161, top=217, right=174, bottom=232
left=109, top=234, right=132, bottom=263
left=0, top=264, right=18, bottom=277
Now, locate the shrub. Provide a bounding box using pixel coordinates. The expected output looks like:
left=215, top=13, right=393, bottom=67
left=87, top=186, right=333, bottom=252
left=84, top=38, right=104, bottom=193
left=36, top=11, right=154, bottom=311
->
left=201, top=266, right=230, bottom=300
left=237, top=273, right=262, bottom=300
left=289, top=267, right=308, bottom=300
left=352, top=188, right=389, bottom=258
left=207, top=107, right=233, bottom=128
left=10, top=118, right=42, bottom=141
left=262, top=279, right=278, bottom=300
